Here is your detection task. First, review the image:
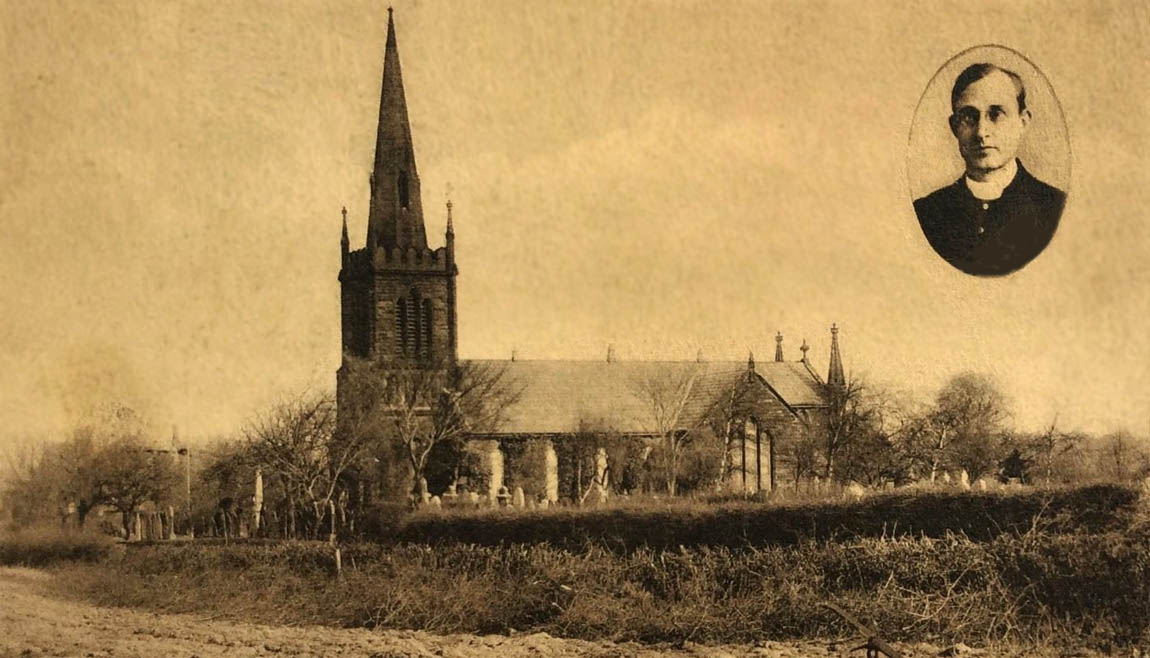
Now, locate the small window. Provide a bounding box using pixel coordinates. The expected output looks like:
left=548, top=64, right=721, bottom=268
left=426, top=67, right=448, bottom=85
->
left=422, top=299, right=433, bottom=360
left=408, top=288, right=420, bottom=356
left=396, top=297, right=409, bottom=356
left=398, top=171, right=409, bottom=209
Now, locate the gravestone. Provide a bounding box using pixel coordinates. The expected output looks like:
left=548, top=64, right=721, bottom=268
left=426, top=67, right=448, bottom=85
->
left=845, top=482, right=866, bottom=500
left=512, top=487, right=525, bottom=508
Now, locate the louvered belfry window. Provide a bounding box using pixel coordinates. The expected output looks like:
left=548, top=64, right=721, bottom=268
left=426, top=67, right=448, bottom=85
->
left=396, top=289, right=432, bottom=360
left=421, top=298, right=433, bottom=359
left=396, top=296, right=408, bottom=356
left=398, top=170, right=409, bottom=210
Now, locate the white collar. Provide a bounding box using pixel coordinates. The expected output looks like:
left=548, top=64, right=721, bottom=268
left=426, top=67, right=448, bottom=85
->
left=964, top=159, right=1018, bottom=201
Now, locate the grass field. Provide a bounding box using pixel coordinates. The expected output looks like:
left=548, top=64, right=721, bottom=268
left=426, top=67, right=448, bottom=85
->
left=34, top=483, right=1150, bottom=652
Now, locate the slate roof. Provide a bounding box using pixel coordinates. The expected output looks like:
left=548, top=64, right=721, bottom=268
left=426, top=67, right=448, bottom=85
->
left=468, top=359, right=827, bottom=436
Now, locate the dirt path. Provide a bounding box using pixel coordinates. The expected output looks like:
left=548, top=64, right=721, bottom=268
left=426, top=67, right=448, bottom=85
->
left=0, top=567, right=1050, bottom=658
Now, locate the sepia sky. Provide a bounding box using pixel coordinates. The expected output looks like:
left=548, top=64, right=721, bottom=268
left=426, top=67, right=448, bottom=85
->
left=2, top=0, right=1148, bottom=443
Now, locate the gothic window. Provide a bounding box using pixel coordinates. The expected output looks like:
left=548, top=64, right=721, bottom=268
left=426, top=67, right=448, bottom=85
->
left=397, top=294, right=407, bottom=354
left=398, top=170, right=409, bottom=210
left=408, top=287, right=420, bottom=357
left=421, top=298, right=433, bottom=360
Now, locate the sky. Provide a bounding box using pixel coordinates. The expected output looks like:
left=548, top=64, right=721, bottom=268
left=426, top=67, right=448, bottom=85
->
left=1, top=0, right=1148, bottom=444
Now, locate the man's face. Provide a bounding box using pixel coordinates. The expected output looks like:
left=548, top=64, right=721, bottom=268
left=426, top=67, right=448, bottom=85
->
left=950, top=69, right=1030, bottom=176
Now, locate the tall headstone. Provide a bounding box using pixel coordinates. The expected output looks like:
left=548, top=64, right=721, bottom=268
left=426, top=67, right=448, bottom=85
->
left=543, top=439, right=559, bottom=503
left=253, top=468, right=264, bottom=533
left=594, top=447, right=609, bottom=502
left=419, top=476, right=431, bottom=505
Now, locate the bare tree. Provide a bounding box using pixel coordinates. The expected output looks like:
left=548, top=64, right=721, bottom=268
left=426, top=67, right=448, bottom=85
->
left=244, top=392, right=367, bottom=539
left=701, top=370, right=760, bottom=491
left=836, top=386, right=920, bottom=486
left=0, top=403, right=170, bottom=533
left=93, top=437, right=179, bottom=538
left=341, top=357, right=521, bottom=500
left=1094, top=430, right=1150, bottom=482
left=1, top=437, right=61, bottom=528
left=920, top=372, right=1010, bottom=482
left=630, top=366, right=700, bottom=496
left=822, top=375, right=873, bottom=481
left=1025, top=415, right=1088, bottom=484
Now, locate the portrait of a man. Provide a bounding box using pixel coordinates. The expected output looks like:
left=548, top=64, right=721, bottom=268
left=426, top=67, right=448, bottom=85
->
left=913, top=63, right=1066, bottom=277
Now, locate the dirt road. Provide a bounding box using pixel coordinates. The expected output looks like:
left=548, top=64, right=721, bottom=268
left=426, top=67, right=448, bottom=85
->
left=0, top=567, right=1055, bottom=658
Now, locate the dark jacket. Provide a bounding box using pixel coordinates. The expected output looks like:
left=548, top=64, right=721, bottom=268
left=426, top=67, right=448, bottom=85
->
left=913, top=161, right=1065, bottom=276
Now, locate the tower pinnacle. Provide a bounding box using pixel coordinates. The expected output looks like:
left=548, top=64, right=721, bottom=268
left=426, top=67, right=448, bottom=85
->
left=774, top=331, right=784, bottom=362
left=827, top=324, right=845, bottom=389
left=340, top=206, right=350, bottom=263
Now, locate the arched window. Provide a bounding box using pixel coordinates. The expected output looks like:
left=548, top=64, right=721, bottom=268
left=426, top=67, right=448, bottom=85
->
left=398, top=171, right=409, bottom=210
left=421, top=298, right=433, bottom=360
left=408, top=288, right=420, bottom=357
left=396, top=296, right=408, bottom=356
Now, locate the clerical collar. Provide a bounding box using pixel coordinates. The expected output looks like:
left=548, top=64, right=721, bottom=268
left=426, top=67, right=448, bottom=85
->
left=964, top=159, right=1018, bottom=201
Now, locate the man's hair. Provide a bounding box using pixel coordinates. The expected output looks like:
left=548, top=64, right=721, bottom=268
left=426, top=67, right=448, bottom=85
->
left=951, top=63, right=1027, bottom=113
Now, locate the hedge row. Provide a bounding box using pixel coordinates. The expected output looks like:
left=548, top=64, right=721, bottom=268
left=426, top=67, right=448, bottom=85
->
left=389, top=484, right=1140, bottom=551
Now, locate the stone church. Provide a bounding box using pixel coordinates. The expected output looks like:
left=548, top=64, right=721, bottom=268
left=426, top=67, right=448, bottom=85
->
left=336, top=11, right=845, bottom=502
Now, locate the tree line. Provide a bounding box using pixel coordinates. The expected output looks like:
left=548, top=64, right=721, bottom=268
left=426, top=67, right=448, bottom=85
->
left=4, top=366, right=1148, bottom=535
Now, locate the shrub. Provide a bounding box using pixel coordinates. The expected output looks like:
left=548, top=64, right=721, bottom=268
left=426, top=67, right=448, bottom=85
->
left=390, top=484, right=1139, bottom=551
left=60, top=527, right=1150, bottom=649
left=0, top=525, right=116, bottom=566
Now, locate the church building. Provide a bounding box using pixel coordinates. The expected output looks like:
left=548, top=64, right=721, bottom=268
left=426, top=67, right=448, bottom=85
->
left=337, top=11, right=845, bottom=502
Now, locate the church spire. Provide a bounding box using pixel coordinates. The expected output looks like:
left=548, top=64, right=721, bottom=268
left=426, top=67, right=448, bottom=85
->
left=367, top=8, right=427, bottom=252
left=827, top=324, right=845, bottom=389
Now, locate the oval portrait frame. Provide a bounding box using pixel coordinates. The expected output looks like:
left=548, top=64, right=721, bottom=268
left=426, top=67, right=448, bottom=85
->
left=907, top=44, right=1071, bottom=277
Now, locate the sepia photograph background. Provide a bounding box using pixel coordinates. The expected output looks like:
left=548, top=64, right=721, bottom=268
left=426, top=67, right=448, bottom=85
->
left=1, top=0, right=1148, bottom=446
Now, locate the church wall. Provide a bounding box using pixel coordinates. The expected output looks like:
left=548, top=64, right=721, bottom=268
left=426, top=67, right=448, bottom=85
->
left=724, top=391, right=809, bottom=494
left=340, top=272, right=371, bottom=358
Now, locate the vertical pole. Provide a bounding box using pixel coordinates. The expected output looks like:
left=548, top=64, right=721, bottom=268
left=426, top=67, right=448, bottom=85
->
left=184, top=448, right=193, bottom=538
left=755, top=422, right=762, bottom=493
left=769, top=430, right=776, bottom=493
left=741, top=421, right=747, bottom=493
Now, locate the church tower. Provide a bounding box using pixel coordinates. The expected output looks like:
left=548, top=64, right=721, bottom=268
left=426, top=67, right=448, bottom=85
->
left=339, top=9, right=457, bottom=376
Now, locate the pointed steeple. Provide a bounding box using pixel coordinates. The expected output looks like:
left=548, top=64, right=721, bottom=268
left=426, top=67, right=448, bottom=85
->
left=367, top=8, right=427, bottom=253
left=774, top=331, right=784, bottom=362
left=827, top=324, right=845, bottom=389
